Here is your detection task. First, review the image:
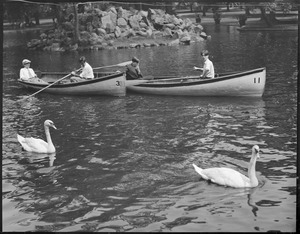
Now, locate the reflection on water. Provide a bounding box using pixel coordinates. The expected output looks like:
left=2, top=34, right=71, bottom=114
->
left=2, top=23, right=297, bottom=232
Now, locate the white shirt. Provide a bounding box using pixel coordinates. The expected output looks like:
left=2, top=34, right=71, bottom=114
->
left=203, top=59, right=215, bottom=78
left=20, top=67, right=37, bottom=81
left=80, top=62, right=94, bottom=79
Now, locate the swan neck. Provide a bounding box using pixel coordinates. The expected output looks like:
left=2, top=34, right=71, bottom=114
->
left=248, top=154, right=258, bottom=185
left=44, top=125, right=53, bottom=145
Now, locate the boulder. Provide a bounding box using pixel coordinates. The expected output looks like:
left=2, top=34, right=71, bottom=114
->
left=168, top=39, right=179, bottom=46
left=129, top=15, right=141, bottom=30
left=109, top=11, right=117, bottom=25
left=105, top=22, right=115, bottom=34
left=146, top=28, right=153, bottom=37
left=114, top=26, right=121, bottom=38
left=163, top=27, right=173, bottom=37
left=200, top=31, right=207, bottom=39
left=139, top=22, right=148, bottom=28
left=136, top=30, right=147, bottom=37
left=194, top=25, right=203, bottom=33
left=117, top=18, right=128, bottom=28
left=109, top=6, right=117, bottom=15
left=117, top=7, right=131, bottom=21
left=165, top=23, right=175, bottom=29
left=96, top=28, right=106, bottom=37
left=101, top=14, right=112, bottom=29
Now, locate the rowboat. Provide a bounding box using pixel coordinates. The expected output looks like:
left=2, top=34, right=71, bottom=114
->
left=126, top=67, right=266, bottom=97
left=18, top=72, right=126, bottom=97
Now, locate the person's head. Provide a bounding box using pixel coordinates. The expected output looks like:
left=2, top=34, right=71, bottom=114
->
left=79, top=56, right=86, bottom=65
left=201, top=50, right=209, bottom=61
left=131, top=57, right=139, bottom=67
left=22, top=59, right=31, bottom=67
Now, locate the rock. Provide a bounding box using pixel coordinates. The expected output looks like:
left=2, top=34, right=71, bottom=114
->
left=114, top=26, right=121, bottom=38
left=105, top=22, right=115, bottom=34
left=109, top=6, right=117, bottom=15
left=109, top=11, right=117, bottom=25
left=165, top=23, right=175, bottom=29
left=168, top=39, right=179, bottom=46
left=163, top=27, right=173, bottom=37
left=143, top=43, right=151, bottom=47
left=129, top=43, right=141, bottom=48
left=96, top=28, right=106, bottom=37
left=200, top=31, right=207, bottom=39
left=139, top=22, right=148, bottom=28
left=180, top=34, right=191, bottom=44
left=51, top=42, right=61, bottom=51
left=117, top=18, right=127, bottom=28
left=194, top=25, right=203, bottom=33
left=136, top=30, right=147, bottom=37
left=117, top=7, right=131, bottom=21
left=101, top=14, right=112, bottom=29
left=129, top=15, right=141, bottom=30
left=146, top=27, right=153, bottom=37
left=173, top=29, right=183, bottom=39
left=94, top=8, right=102, bottom=17
left=108, top=40, right=114, bottom=46
left=40, top=33, right=47, bottom=39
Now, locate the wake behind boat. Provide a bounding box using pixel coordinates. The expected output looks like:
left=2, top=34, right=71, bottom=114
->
left=18, top=71, right=126, bottom=97
left=126, top=67, right=266, bottom=97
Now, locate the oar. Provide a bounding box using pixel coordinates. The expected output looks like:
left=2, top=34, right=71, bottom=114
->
left=93, top=60, right=132, bottom=70
left=19, top=67, right=82, bottom=101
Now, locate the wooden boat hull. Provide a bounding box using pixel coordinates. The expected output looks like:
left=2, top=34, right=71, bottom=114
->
left=126, top=67, right=266, bottom=97
left=18, top=72, right=126, bottom=97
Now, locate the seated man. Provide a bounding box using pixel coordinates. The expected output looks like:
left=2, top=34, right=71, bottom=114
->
left=70, top=56, right=94, bottom=82
left=125, top=57, right=143, bottom=80
left=194, top=50, right=215, bottom=79
left=19, top=59, right=47, bottom=83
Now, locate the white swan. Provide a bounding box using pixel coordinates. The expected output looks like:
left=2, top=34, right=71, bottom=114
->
left=193, top=145, right=260, bottom=188
left=17, top=120, right=57, bottom=153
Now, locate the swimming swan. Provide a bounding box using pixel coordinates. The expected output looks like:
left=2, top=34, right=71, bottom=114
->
left=193, top=145, right=260, bottom=188
left=17, top=120, right=57, bottom=153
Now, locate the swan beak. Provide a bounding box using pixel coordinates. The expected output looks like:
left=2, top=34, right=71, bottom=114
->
left=254, top=148, right=260, bottom=158
left=52, top=124, right=57, bottom=130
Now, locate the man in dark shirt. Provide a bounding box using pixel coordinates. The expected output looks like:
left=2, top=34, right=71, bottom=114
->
left=125, top=57, right=143, bottom=80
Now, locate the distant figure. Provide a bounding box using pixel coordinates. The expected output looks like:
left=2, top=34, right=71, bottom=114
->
left=194, top=50, right=215, bottom=78
left=19, top=59, right=47, bottom=83
left=125, top=57, right=143, bottom=80
left=196, top=14, right=201, bottom=24
left=70, top=56, right=94, bottom=82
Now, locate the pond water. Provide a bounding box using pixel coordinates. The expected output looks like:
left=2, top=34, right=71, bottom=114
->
left=2, top=23, right=297, bottom=232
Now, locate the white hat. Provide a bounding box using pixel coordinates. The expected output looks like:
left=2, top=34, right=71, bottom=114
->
left=22, top=59, right=31, bottom=65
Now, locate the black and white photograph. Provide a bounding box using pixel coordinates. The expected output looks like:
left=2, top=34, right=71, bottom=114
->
left=2, top=0, right=298, bottom=232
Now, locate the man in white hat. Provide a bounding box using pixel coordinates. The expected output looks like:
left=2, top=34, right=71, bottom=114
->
left=20, top=59, right=38, bottom=81
left=19, top=59, right=47, bottom=83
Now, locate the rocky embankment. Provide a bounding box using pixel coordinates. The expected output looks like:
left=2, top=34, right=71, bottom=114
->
left=27, top=6, right=210, bottom=51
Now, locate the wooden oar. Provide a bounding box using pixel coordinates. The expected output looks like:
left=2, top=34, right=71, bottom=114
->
left=93, top=60, right=132, bottom=70
left=19, top=67, right=82, bottom=101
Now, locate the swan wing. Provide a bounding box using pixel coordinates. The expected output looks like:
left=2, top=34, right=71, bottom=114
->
left=17, top=134, right=48, bottom=153
left=203, top=168, right=251, bottom=188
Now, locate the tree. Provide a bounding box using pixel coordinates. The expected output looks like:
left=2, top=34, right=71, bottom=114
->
left=73, top=3, right=80, bottom=42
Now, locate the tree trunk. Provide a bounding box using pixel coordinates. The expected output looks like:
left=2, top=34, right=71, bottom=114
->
left=73, top=3, right=80, bottom=42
